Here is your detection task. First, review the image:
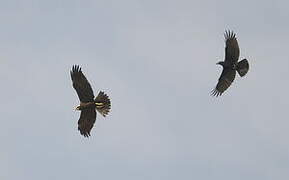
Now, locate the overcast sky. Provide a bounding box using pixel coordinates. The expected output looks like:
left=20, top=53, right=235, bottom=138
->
left=1, top=0, right=289, bottom=179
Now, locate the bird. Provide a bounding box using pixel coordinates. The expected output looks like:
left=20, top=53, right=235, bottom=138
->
left=211, top=30, right=249, bottom=97
left=70, top=65, right=111, bottom=137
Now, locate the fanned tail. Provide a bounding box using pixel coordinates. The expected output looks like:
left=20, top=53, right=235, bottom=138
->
left=236, top=59, right=249, bottom=77
left=94, top=91, right=111, bottom=117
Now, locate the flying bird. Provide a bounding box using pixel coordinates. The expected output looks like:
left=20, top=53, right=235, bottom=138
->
left=211, top=30, right=249, bottom=97
left=70, top=65, right=111, bottom=137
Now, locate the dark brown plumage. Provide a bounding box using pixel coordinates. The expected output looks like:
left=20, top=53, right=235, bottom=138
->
left=211, top=30, right=249, bottom=97
left=71, top=65, right=111, bottom=137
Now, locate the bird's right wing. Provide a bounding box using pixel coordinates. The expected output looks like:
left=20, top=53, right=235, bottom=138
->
left=211, top=68, right=236, bottom=97
left=70, top=65, right=95, bottom=102
left=224, top=30, right=240, bottom=64
left=78, top=109, right=97, bottom=137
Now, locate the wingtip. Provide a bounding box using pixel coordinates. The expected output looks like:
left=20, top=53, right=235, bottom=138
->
left=71, top=65, right=82, bottom=73
left=210, top=89, right=222, bottom=97
left=224, top=30, right=236, bottom=40
left=79, top=128, right=91, bottom=138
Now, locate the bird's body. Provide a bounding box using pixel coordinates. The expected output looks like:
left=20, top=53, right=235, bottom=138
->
left=71, top=65, right=111, bottom=137
left=211, top=30, right=249, bottom=97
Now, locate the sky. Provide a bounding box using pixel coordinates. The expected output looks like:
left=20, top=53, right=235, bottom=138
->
left=1, top=0, right=289, bottom=179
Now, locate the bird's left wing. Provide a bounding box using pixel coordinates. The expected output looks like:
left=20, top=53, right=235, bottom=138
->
left=224, top=30, right=240, bottom=65
left=70, top=65, right=95, bottom=102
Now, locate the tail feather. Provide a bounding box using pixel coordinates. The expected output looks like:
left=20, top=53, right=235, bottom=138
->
left=236, top=59, right=249, bottom=77
left=94, top=91, right=111, bottom=117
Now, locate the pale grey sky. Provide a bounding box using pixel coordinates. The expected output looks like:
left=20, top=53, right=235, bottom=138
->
left=1, top=0, right=289, bottom=179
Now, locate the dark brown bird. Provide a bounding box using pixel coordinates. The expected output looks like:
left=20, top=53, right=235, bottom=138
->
left=70, top=65, right=111, bottom=137
left=211, top=30, right=249, bottom=97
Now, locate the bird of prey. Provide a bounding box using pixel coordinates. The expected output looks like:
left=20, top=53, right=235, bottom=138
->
left=70, top=65, right=111, bottom=137
left=211, top=30, right=249, bottom=97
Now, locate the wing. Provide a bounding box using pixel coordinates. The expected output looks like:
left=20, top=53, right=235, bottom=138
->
left=78, top=109, right=97, bottom=137
left=211, top=68, right=236, bottom=97
left=224, top=30, right=240, bottom=65
left=70, top=65, right=94, bottom=102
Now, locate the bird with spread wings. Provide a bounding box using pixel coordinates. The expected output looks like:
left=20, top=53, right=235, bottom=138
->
left=70, top=65, right=111, bottom=137
left=211, top=30, right=249, bottom=97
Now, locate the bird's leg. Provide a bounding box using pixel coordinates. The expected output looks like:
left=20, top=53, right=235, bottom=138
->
left=95, top=102, right=104, bottom=108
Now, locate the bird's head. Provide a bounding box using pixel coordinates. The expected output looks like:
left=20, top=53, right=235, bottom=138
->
left=74, top=106, right=81, bottom=111
left=216, top=61, right=225, bottom=67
